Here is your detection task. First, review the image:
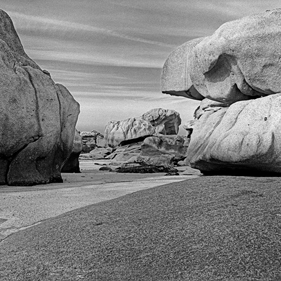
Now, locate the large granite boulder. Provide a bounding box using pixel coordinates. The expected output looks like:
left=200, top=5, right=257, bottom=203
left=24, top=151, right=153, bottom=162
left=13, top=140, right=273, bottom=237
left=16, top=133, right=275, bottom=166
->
left=186, top=95, right=281, bottom=175
left=189, top=9, right=281, bottom=104
left=105, top=108, right=181, bottom=147
left=0, top=10, right=79, bottom=185
left=161, top=9, right=281, bottom=175
left=162, top=9, right=281, bottom=105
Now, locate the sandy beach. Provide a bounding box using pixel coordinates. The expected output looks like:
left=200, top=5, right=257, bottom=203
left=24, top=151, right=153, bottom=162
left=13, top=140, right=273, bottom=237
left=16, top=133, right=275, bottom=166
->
left=0, top=161, right=198, bottom=241
left=1, top=175, right=281, bottom=280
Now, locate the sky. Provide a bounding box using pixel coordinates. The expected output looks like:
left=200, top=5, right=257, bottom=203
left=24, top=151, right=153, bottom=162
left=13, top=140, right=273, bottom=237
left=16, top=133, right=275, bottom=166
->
left=1, top=0, right=280, bottom=134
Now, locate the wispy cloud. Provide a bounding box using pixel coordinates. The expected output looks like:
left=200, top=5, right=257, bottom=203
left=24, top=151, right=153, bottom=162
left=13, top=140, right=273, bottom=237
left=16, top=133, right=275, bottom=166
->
left=3, top=0, right=280, bottom=132
left=9, top=11, right=173, bottom=48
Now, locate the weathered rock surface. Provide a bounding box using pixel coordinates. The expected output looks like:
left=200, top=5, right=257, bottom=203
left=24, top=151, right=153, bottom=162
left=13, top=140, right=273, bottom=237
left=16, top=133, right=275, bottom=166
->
left=90, top=147, right=112, bottom=158
left=191, top=9, right=281, bottom=104
left=186, top=95, right=281, bottom=175
left=162, top=9, right=281, bottom=105
left=161, top=37, right=204, bottom=100
left=80, top=130, right=105, bottom=153
left=105, top=108, right=181, bottom=147
left=0, top=10, right=79, bottom=185
left=137, top=135, right=188, bottom=167
left=104, top=134, right=188, bottom=168
left=141, top=135, right=187, bottom=159
left=106, top=143, right=142, bottom=163
left=62, top=130, right=82, bottom=173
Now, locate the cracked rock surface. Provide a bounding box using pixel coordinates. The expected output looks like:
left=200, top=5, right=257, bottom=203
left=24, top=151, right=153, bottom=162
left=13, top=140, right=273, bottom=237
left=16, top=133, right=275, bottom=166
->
left=0, top=10, right=79, bottom=185
left=161, top=9, right=281, bottom=175
left=186, top=95, right=281, bottom=175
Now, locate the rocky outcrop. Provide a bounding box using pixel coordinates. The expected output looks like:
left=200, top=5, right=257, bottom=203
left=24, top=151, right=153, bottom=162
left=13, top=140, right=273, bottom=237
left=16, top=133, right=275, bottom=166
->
left=0, top=10, right=79, bottom=185
left=104, top=108, right=181, bottom=147
left=161, top=9, right=281, bottom=175
left=186, top=95, right=281, bottom=175
left=141, top=135, right=187, bottom=159
left=162, top=9, right=281, bottom=105
left=105, top=134, right=188, bottom=168
left=80, top=147, right=113, bottom=160
left=62, top=130, right=82, bottom=173
left=80, top=130, right=106, bottom=153
left=138, top=135, right=188, bottom=167
left=106, top=143, right=142, bottom=163
left=190, top=9, right=281, bottom=104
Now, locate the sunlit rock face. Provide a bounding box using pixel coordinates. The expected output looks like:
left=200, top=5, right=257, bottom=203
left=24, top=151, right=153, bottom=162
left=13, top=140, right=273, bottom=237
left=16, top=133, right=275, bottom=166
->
left=0, top=10, right=80, bottom=185
left=104, top=108, right=181, bottom=147
left=162, top=9, right=281, bottom=105
left=162, top=9, right=281, bottom=175
left=161, top=38, right=204, bottom=100
left=186, top=95, right=281, bottom=175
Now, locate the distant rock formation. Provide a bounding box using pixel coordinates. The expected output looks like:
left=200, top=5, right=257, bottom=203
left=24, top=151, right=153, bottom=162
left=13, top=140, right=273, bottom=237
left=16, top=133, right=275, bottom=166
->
left=80, top=130, right=106, bottom=153
left=104, top=134, right=188, bottom=168
left=161, top=9, right=281, bottom=175
left=0, top=10, right=79, bottom=185
left=138, top=135, right=187, bottom=167
left=104, top=108, right=181, bottom=147
left=80, top=147, right=113, bottom=160
left=62, top=130, right=82, bottom=173
left=106, top=142, right=142, bottom=163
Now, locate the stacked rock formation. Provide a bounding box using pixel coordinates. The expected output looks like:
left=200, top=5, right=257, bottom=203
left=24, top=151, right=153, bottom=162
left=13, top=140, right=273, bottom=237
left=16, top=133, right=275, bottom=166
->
left=99, top=109, right=189, bottom=169
left=0, top=10, right=79, bottom=185
left=161, top=9, right=281, bottom=175
left=104, top=108, right=181, bottom=147
left=106, top=134, right=187, bottom=167
left=80, top=130, right=106, bottom=153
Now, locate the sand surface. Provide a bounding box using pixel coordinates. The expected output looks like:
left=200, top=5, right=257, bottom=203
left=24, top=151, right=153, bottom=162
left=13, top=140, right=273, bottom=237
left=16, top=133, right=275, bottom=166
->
left=1, top=176, right=281, bottom=280
left=0, top=161, right=198, bottom=240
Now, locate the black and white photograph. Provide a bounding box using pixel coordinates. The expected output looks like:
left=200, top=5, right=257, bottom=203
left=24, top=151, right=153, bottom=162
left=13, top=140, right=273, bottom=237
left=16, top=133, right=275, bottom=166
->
left=1, top=1, right=281, bottom=280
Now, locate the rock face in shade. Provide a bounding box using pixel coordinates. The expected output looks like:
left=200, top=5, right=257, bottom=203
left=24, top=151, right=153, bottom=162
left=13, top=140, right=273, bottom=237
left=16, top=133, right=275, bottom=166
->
left=162, top=9, right=281, bottom=105
left=80, top=147, right=113, bottom=160
left=186, top=95, right=281, bottom=175
left=138, top=135, right=188, bottom=166
left=62, top=130, right=82, bottom=173
left=106, top=141, right=142, bottom=163
left=0, top=10, right=79, bottom=185
left=105, top=135, right=188, bottom=168
left=161, top=37, right=204, bottom=100
left=104, top=108, right=181, bottom=147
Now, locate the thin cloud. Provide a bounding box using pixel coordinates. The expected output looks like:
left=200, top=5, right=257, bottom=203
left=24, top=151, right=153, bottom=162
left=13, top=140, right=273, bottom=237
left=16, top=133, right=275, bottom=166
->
left=8, top=11, right=173, bottom=48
